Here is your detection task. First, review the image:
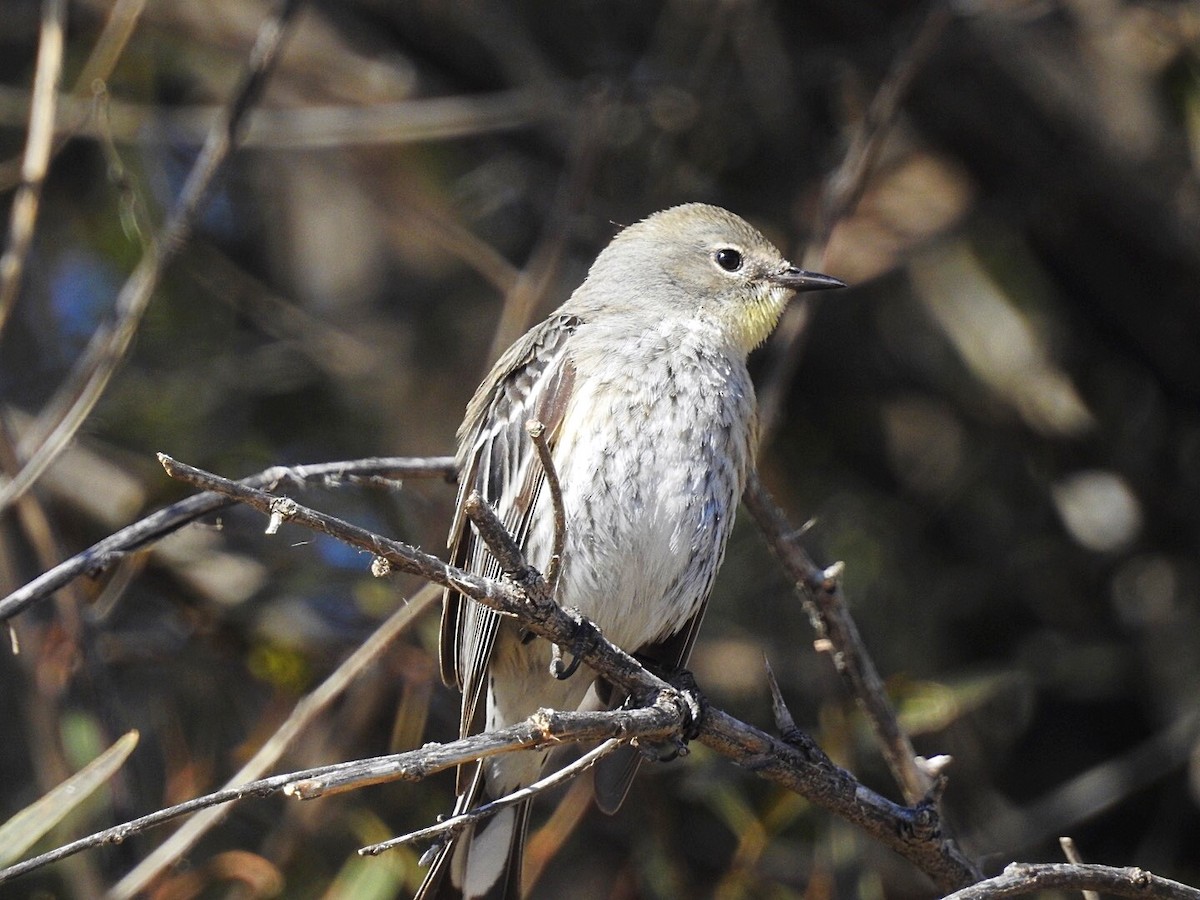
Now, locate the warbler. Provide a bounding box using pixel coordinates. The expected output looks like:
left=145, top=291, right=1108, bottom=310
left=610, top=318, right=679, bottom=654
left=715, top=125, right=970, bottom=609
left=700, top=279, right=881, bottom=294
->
left=417, top=203, right=844, bottom=899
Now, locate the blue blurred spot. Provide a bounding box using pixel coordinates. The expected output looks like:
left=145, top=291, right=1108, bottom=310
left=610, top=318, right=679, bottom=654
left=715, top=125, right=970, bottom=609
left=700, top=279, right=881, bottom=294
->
left=50, top=251, right=119, bottom=345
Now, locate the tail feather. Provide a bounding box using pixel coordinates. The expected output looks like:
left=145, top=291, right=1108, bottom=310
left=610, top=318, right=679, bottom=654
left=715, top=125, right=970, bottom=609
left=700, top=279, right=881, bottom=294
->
left=414, top=799, right=530, bottom=899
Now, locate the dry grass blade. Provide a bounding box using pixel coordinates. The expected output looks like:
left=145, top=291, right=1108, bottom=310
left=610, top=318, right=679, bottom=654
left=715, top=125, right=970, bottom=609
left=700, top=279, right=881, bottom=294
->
left=0, top=730, right=139, bottom=868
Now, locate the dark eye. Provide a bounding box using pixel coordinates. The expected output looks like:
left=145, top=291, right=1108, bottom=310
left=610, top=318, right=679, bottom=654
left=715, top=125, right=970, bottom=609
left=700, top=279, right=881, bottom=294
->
left=714, top=248, right=743, bottom=272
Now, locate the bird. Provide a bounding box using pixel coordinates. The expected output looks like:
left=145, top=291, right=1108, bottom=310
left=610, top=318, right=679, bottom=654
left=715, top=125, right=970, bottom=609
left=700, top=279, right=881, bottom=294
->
left=416, top=203, right=844, bottom=899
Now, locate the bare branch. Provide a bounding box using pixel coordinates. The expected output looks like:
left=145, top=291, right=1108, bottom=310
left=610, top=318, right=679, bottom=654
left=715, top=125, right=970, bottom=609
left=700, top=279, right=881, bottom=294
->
left=157, top=454, right=674, bottom=705
left=697, top=704, right=979, bottom=891
left=0, top=455, right=456, bottom=623
left=743, top=471, right=933, bottom=804
left=526, top=419, right=566, bottom=593
left=939, top=863, right=1200, bottom=900
left=817, top=4, right=954, bottom=243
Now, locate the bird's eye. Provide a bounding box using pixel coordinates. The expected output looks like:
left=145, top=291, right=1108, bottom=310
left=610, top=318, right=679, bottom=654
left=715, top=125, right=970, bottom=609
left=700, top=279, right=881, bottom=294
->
left=714, top=248, right=743, bottom=272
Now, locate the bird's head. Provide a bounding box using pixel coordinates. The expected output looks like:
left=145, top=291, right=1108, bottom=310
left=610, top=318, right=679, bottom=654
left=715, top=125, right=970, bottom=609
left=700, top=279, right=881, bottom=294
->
left=579, top=203, right=844, bottom=353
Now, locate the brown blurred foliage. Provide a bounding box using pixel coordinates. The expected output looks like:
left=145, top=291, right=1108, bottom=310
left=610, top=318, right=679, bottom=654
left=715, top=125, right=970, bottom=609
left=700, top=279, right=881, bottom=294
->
left=1, top=0, right=1199, bottom=897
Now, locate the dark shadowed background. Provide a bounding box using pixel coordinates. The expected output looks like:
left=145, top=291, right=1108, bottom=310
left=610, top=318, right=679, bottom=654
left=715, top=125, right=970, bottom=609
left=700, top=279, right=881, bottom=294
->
left=1, top=1, right=1199, bottom=897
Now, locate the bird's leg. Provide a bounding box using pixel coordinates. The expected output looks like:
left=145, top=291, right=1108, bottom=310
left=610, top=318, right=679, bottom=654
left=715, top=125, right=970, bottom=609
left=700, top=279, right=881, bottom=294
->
left=547, top=606, right=601, bottom=680
left=668, top=669, right=705, bottom=743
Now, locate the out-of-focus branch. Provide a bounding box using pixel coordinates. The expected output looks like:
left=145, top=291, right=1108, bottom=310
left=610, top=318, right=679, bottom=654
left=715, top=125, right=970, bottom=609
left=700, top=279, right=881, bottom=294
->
left=756, top=5, right=952, bottom=444
left=0, top=0, right=147, bottom=192
left=0, top=0, right=302, bottom=515
left=0, top=0, right=66, bottom=336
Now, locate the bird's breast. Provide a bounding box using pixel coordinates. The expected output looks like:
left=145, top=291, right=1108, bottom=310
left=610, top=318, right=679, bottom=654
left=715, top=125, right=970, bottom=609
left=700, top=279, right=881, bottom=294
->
left=527, top=326, right=757, bottom=652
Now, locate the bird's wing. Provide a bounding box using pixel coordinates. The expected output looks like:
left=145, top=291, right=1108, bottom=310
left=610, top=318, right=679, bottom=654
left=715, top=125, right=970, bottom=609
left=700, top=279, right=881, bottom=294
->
left=441, top=313, right=581, bottom=740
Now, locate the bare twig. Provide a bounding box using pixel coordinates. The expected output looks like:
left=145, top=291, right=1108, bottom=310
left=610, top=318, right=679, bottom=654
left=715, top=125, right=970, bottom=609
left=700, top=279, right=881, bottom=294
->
left=360, top=739, right=621, bottom=857
left=817, top=4, right=954, bottom=243
left=939, top=863, right=1200, bottom=900
left=0, top=0, right=302, bottom=514
left=526, top=419, right=566, bottom=592
left=1059, top=838, right=1102, bottom=900
left=159, top=455, right=673, bottom=705
left=763, top=655, right=804, bottom=746
left=0, top=0, right=66, bottom=336
left=0, top=455, right=456, bottom=623
left=743, top=471, right=932, bottom=804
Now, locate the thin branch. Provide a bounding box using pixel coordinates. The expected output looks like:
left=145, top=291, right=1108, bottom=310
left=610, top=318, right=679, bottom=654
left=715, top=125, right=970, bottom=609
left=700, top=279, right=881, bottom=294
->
left=743, top=471, right=932, bottom=804
left=817, top=4, right=954, bottom=243
left=939, top=863, right=1200, bottom=900
left=360, top=739, right=621, bottom=857
left=526, top=419, right=566, bottom=592
left=0, top=0, right=66, bottom=336
left=0, top=455, right=456, bottom=623
left=1059, top=837, right=1101, bottom=900
left=0, top=0, right=303, bottom=515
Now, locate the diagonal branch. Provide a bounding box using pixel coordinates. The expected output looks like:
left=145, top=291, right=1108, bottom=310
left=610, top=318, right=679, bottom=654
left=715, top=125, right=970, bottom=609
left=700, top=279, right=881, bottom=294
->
left=744, top=470, right=933, bottom=805
left=359, top=739, right=621, bottom=858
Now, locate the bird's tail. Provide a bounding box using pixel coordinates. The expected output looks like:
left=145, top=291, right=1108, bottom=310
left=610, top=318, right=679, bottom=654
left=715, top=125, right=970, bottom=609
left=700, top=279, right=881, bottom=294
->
left=414, top=799, right=531, bottom=900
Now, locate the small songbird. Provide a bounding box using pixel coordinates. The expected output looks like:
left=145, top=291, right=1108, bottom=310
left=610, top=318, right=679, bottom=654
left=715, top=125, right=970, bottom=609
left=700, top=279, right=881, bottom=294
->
left=416, top=204, right=844, bottom=899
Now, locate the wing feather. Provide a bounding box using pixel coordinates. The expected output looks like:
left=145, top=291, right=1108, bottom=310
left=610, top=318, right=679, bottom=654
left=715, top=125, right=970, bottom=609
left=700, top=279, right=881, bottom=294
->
left=440, top=314, right=582, bottom=741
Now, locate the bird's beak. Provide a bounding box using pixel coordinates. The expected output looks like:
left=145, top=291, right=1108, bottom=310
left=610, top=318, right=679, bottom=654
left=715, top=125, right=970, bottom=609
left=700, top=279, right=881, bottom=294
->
left=767, top=266, right=846, bottom=293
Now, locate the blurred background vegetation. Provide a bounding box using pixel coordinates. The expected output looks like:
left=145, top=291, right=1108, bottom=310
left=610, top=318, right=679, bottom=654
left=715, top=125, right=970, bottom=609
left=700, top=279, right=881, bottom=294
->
left=2, top=0, right=1199, bottom=898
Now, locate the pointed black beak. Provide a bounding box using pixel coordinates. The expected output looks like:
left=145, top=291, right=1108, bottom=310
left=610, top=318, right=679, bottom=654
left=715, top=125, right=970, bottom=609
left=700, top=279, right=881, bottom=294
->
left=767, top=266, right=846, bottom=293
